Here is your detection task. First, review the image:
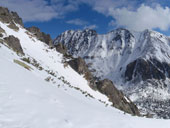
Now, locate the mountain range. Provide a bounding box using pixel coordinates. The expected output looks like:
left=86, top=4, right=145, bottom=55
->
left=54, top=27, right=170, bottom=118
left=0, top=5, right=170, bottom=127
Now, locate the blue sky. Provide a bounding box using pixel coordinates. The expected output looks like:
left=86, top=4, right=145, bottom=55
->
left=1, top=0, right=170, bottom=38
left=24, top=3, right=113, bottom=38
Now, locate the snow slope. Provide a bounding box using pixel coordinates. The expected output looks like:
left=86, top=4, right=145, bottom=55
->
left=0, top=22, right=170, bottom=128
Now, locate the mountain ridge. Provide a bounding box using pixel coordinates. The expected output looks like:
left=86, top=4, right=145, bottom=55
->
left=54, top=27, right=170, bottom=118
left=0, top=6, right=140, bottom=116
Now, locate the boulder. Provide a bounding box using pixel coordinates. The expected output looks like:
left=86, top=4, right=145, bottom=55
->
left=4, top=35, right=24, bottom=55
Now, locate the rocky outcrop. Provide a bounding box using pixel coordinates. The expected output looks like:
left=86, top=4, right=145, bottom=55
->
left=96, top=79, right=140, bottom=116
left=0, top=6, right=23, bottom=31
left=55, top=43, right=67, bottom=55
left=68, top=57, right=96, bottom=90
left=4, top=35, right=24, bottom=55
left=10, top=11, right=23, bottom=26
left=125, top=58, right=168, bottom=82
left=27, top=26, right=52, bottom=46
left=0, top=27, right=5, bottom=37
left=68, top=57, right=88, bottom=75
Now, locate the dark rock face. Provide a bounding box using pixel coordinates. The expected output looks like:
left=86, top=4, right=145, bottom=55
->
left=27, top=26, right=52, bottom=46
left=55, top=43, right=67, bottom=55
left=68, top=57, right=88, bottom=75
left=68, top=57, right=96, bottom=90
left=10, top=11, right=23, bottom=26
left=0, top=27, right=5, bottom=37
left=96, top=79, right=140, bottom=116
left=151, top=58, right=170, bottom=78
left=125, top=58, right=167, bottom=82
left=0, top=6, right=23, bottom=27
left=4, top=35, right=24, bottom=55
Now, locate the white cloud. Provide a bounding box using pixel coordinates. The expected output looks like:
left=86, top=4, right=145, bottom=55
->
left=66, top=18, right=97, bottom=30
left=80, top=0, right=170, bottom=31
left=66, top=18, right=88, bottom=26
left=110, top=4, right=170, bottom=31
left=0, top=0, right=79, bottom=22
left=84, top=24, right=98, bottom=29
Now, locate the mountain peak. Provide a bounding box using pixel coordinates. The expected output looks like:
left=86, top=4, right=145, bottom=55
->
left=54, top=26, right=170, bottom=118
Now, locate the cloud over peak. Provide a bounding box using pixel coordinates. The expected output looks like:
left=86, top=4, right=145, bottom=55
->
left=109, top=4, right=170, bottom=31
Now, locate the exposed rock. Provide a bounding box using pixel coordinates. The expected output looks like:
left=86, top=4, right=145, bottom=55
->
left=7, top=22, right=19, bottom=31
left=0, top=39, right=3, bottom=44
left=0, top=33, right=3, bottom=38
left=0, top=26, right=5, bottom=33
left=68, top=57, right=96, bottom=90
left=68, top=57, right=88, bottom=74
left=11, top=11, right=23, bottom=26
left=125, top=58, right=167, bottom=82
left=151, top=58, right=170, bottom=78
left=0, top=6, right=12, bottom=23
left=0, top=6, right=23, bottom=29
left=0, top=26, right=5, bottom=37
left=27, top=26, right=52, bottom=46
left=55, top=43, right=67, bottom=55
left=4, top=35, right=24, bottom=55
left=96, top=79, right=140, bottom=116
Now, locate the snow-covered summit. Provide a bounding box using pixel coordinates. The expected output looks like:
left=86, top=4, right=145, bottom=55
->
left=54, top=28, right=169, bottom=79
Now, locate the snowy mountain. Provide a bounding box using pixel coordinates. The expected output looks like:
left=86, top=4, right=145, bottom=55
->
left=0, top=6, right=154, bottom=128
left=1, top=6, right=170, bottom=127
left=54, top=28, right=170, bottom=118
